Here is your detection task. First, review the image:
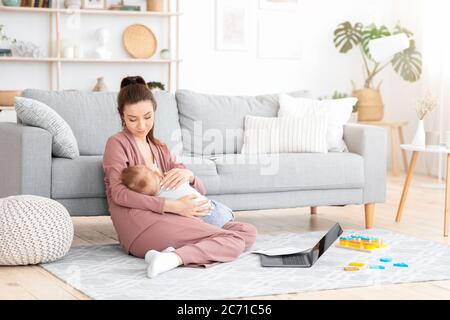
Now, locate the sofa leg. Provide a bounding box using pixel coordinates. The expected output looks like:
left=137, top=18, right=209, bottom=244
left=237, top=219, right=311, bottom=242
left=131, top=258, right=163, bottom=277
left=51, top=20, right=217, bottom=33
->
left=364, top=203, right=375, bottom=229
left=310, top=207, right=317, bottom=215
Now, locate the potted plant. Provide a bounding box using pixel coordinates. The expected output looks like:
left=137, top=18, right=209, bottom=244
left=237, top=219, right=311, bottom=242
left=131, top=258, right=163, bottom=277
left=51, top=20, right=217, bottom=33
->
left=146, top=81, right=166, bottom=92
left=411, top=91, right=437, bottom=147
left=0, top=24, right=16, bottom=54
left=333, top=21, right=422, bottom=121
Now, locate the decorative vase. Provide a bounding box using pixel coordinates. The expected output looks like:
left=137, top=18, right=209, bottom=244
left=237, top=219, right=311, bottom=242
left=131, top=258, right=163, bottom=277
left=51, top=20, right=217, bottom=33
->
left=146, top=0, right=164, bottom=12
left=93, top=77, right=108, bottom=92
left=411, top=119, right=426, bottom=147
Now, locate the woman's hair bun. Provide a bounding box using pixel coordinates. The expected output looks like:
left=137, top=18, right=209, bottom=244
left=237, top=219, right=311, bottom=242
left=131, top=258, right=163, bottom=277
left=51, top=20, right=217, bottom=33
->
left=120, top=76, right=147, bottom=89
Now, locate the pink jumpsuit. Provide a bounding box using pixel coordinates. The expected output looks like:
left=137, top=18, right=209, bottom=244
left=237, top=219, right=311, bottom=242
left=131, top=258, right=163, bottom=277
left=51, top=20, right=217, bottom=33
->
left=102, top=128, right=257, bottom=267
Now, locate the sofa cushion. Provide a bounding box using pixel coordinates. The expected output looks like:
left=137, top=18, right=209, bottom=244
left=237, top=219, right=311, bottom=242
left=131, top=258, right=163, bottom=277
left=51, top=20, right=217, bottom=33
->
left=204, top=153, right=364, bottom=195
left=14, top=97, right=80, bottom=159
left=177, top=155, right=218, bottom=176
left=241, top=115, right=328, bottom=154
left=51, top=155, right=216, bottom=199
left=52, top=156, right=105, bottom=199
left=152, top=91, right=183, bottom=155
left=176, top=90, right=311, bottom=156
left=22, top=89, right=121, bottom=156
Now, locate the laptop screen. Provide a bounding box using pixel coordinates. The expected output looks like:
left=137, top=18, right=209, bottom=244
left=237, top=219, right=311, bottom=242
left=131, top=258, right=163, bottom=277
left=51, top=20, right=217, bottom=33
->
left=311, top=223, right=343, bottom=263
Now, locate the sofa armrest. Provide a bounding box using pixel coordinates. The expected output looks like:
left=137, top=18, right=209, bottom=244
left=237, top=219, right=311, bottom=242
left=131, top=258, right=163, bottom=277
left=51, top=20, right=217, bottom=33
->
left=343, top=123, right=387, bottom=204
left=0, top=123, right=52, bottom=198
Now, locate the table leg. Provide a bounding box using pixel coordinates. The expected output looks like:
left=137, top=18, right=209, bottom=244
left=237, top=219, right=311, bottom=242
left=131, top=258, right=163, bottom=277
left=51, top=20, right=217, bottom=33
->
left=391, top=127, right=399, bottom=176
left=445, top=154, right=450, bottom=237
left=398, top=127, right=408, bottom=172
left=396, top=151, right=419, bottom=223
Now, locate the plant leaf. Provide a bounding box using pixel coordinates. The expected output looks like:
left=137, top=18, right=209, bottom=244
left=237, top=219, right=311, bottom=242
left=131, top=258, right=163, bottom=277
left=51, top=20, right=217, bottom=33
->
left=391, top=40, right=422, bottom=82
left=333, top=21, right=363, bottom=54
left=361, top=24, right=391, bottom=59
left=393, top=23, right=413, bottom=37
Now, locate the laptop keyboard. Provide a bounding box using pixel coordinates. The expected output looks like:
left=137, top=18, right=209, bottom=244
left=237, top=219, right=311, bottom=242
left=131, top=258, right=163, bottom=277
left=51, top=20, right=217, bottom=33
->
left=282, top=254, right=308, bottom=265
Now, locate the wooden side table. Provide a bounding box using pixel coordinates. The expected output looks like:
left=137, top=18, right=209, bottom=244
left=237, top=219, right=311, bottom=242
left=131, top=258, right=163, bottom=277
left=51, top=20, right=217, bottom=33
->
left=358, top=120, right=409, bottom=176
left=396, top=144, right=450, bottom=237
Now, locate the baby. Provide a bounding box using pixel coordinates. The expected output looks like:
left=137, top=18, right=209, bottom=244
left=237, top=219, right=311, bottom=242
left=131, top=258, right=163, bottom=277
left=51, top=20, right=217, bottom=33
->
left=121, top=165, right=234, bottom=228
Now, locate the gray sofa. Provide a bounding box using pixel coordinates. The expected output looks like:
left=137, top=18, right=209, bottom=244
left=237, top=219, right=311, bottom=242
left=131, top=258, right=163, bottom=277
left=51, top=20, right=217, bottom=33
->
left=0, top=89, right=387, bottom=229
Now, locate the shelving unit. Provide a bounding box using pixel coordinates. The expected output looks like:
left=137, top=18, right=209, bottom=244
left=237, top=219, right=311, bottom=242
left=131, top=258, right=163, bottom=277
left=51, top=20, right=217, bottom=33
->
left=0, top=0, right=181, bottom=91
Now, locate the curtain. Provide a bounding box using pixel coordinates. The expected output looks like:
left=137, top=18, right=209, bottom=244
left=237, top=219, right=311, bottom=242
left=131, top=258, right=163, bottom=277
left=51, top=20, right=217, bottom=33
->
left=420, top=0, right=450, bottom=178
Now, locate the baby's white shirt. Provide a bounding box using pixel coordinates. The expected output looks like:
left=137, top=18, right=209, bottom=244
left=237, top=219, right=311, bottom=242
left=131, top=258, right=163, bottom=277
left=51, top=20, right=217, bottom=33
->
left=156, top=182, right=212, bottom=212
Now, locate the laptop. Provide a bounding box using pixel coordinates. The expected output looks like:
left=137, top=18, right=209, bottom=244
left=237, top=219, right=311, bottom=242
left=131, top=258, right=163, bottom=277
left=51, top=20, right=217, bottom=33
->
left=260, top=223, right=343, bottom=268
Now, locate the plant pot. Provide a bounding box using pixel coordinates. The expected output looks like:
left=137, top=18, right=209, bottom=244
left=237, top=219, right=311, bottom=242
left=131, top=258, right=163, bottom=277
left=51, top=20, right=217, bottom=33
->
left=352, top=87, right=384, bottom=121
left=146, top=0, right=163, bottom=11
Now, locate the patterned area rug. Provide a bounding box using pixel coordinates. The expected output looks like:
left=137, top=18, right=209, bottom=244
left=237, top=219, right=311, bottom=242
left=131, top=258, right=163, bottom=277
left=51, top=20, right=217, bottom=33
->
left=41, top=229, right=450, bottom=300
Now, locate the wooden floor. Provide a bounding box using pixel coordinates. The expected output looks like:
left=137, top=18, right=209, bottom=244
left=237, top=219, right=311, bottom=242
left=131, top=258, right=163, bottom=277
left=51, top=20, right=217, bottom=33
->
left=2, top=173, right=450, bottom=300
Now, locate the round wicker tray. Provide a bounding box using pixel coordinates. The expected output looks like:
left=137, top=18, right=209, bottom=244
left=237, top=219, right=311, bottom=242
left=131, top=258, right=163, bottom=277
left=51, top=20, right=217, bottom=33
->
left=122, top=24, right=157, bottom=59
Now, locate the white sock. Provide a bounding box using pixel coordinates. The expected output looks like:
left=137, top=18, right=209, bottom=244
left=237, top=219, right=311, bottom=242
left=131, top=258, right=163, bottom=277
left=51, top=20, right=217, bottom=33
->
left=146, top=251, right=181, bottom=278
left=144, top=246, right=175, bottom=264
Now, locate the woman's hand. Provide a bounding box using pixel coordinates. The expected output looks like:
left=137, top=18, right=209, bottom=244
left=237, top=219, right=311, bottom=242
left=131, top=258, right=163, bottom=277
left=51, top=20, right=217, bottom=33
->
left=163, top=195, right=210, bottom=218
left=161, top=168, right=194, bottom=190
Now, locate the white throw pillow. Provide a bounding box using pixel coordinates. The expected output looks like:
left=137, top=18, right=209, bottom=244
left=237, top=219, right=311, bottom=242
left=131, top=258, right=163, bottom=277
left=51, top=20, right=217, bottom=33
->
left=278, top=94, right=358, bottom=152
left=15, top=97, right=80, bottom=159
left=241, top=115, right=328, bottom=154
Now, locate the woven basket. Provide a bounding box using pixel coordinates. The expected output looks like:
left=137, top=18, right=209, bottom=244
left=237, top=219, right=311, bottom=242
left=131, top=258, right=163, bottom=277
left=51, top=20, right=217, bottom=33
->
left=123, top=24, right=157, bottom=59
left=352, top=87, right=384, bottom=121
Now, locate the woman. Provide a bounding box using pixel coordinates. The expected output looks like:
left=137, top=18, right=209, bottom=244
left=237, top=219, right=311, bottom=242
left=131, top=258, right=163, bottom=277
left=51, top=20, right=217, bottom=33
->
left=102, top=76, right=257, bottom=278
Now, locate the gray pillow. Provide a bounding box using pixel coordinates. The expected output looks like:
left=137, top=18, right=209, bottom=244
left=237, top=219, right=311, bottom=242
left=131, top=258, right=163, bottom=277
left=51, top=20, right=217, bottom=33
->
left=176, top=89, right=312, bottom=155
left=14, top=97, right=80, bottom=159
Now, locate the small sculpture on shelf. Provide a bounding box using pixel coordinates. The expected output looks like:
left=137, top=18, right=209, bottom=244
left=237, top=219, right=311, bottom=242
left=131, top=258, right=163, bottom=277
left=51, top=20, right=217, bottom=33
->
left=93, top=77, right=108, bottom=91
left=94, top=27, right=112, bottom=59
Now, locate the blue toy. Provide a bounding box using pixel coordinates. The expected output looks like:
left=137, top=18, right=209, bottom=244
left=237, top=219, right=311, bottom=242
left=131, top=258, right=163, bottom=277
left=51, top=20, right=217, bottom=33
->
left=393, top=262, right=409, bottom=267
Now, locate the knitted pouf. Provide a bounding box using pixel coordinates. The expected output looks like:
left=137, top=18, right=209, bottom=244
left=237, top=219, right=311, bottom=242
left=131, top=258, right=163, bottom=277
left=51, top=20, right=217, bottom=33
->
left=0, top=195, right=74, bottom=265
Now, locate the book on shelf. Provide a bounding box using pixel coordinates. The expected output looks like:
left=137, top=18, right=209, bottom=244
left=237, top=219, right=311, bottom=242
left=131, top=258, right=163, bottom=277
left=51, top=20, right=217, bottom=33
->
left=120, top=5, right=141, bottom=11
left=0, top=49, right=13, bottom=57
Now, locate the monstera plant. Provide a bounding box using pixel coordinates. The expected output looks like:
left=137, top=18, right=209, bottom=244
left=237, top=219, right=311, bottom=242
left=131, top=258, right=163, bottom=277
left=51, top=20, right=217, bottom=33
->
left=334, top=21, right=422, bottom=88
left=333, top=21, right=422, bottom=120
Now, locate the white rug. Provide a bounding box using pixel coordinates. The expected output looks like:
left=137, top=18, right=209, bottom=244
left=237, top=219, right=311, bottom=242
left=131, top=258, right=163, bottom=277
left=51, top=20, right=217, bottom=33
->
left=41, top=228, right=450, bottom=300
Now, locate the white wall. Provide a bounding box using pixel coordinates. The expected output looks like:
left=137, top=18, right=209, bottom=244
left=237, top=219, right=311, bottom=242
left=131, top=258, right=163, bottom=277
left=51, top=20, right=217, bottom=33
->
left=179, top=0, right=397, bottom=97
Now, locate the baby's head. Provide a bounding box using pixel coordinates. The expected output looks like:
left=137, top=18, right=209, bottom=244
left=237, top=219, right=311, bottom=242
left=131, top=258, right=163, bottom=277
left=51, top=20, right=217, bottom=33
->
left=121, top=165, right=162, bottom=196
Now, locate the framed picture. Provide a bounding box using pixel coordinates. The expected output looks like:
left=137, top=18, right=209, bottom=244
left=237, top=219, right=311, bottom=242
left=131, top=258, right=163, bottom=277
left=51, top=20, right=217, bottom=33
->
left=257, top=12, right=302, bottom=59
left=215, top=0, right=250, bottom=51
left=259, top=0, right=300, bottom=11
left=82, top=0, right=105, bottom=9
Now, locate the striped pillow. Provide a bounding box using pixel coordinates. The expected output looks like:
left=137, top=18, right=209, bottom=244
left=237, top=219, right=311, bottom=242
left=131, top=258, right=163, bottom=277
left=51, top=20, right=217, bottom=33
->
left=241, top=115, right=328, bottom=154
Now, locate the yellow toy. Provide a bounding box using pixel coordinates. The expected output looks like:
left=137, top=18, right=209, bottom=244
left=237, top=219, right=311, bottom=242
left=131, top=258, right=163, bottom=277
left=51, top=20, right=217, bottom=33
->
left=337, top=234, right=387, bottom=253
